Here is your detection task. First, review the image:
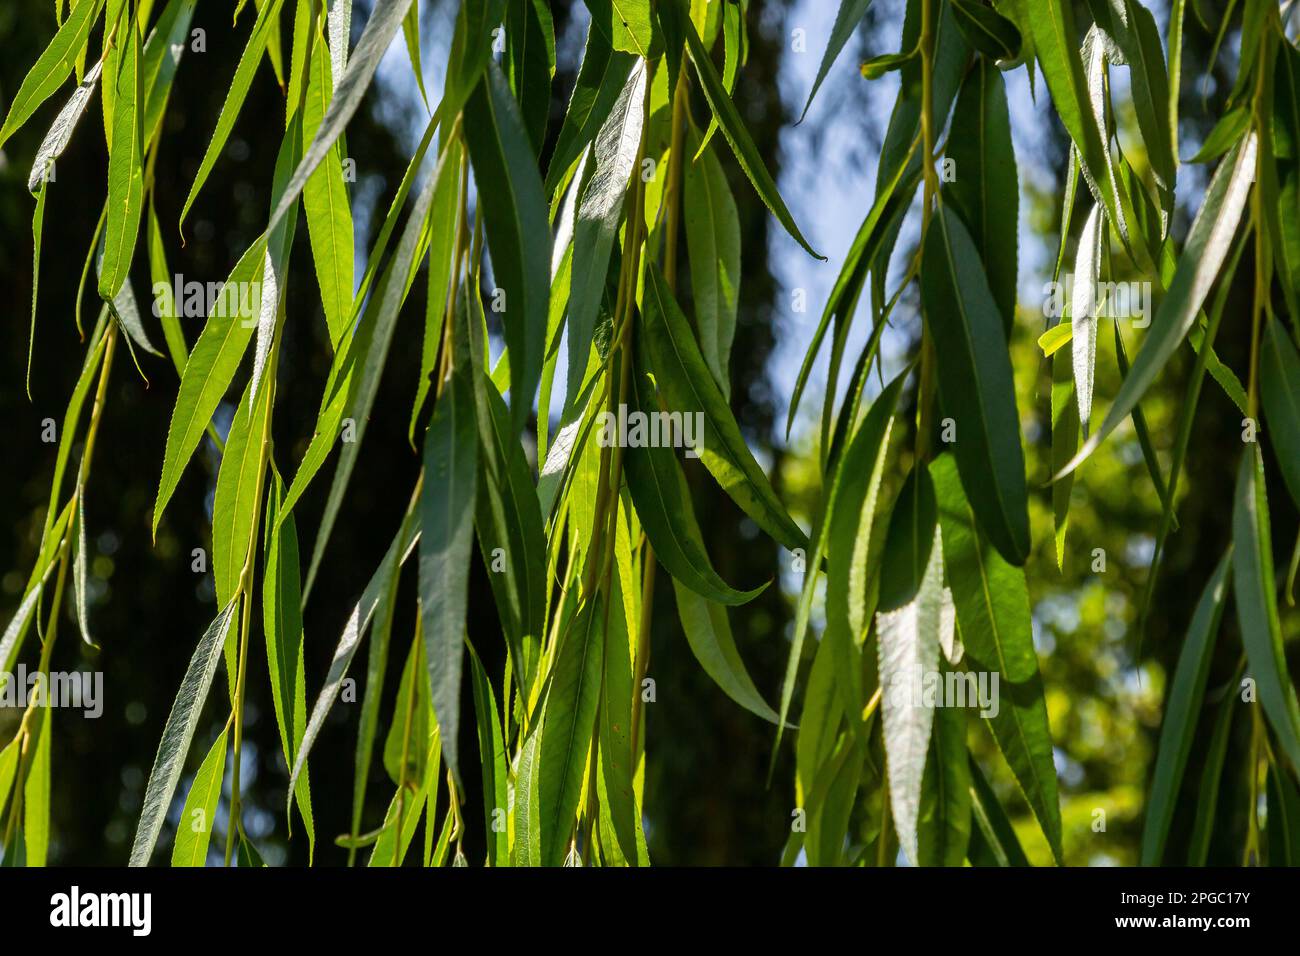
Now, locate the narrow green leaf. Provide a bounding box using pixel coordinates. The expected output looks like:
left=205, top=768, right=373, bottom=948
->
left=1188, top=106, right=1250, bottom=164
left=265, top=0, right=418, bottom=242
left=921, top=205, right=1030, bottom=565
left=419, top=369, right=478, bottom=788
left=930, top=453, right=1062, bottom=861
left=23, top=706, right=52, bottom=867
left=538, top=595, right=605, bottom=866
left=410, top=139, right=464, bottom=443
left=1060, top=132, right=1256, bottom=478
left=289, top=499, right=421, bottom=811
left=693, top=0, right=739, bottom=157
left=130, top=601, right=238, bottom=866
left=566, top=58, right=647, bottom=411
left=302, top=34, right=356, bottom=348
left=967, top=756, right=1030, bottom=866
left=684, top=123, right=741, bottom=397
left=148, top=203, right=189, bottom=376
left=1233, top=446, right=1300, bottom=775
left=674, top=582, right=781, bottom=725
left=878, top=465, right=938, bottom=613
left=0, top=0, right=105, bottom=151
left=153, top=237, right=268, bottom=536
left=641, top=266, right=808, bottom=551
left=1050, top=346, right=1079, bottom=569
left=464, top=61, right=553, bottom=431
left=623, top=367, right=764, bottom=605
left=212, top=382, right=269, bottom=608
left=545, top=22, right=635, bottom=196
left=178, top=0, right=287, bottom=230
left=302, top=146, right=441, bottom=591
left=1071, top=202, right=1103, bottom=431
left=598, top=567, right=649, bottom=865
left=1261, top=321, right=1300, bottom=508
left=1187, top=686, right=1236, bottom=865
left=1140, top=549, right=1231, bottom=865
left=264, top=473, right=313, bottom=853
left=505, top=0, right=556, bottom=154
left=170, top=729, right=228, bottom=867
left=682, top=7, right=823, bottom=259
left=469, top=646, right=508, bottom=866
left=99, top=16, right=143, bottom=303
left=473, top=379, right=547, bottom=693
left=918, top=688, right=971, bottom=866
left=800, top=0, right=873, bottom=121
left=946, top=57, right=1018, bottom=332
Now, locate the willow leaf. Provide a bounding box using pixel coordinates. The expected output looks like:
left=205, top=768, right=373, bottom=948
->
left=918, top=690, right=971, bottom=867
left=586, top=0, right=654, bottom=58
left=967, top=756, right=1030, bottom=866
left=153, top=237, right=268, bottom=536
left=825, top=371, right=904, bottom=715
left=879, top=466, right=938, bottom=613
left=950, top=0, right=1021, bottom=60
left=599, top=568, right=648, bottom=865
left=641, top=266, right=807, bottom=551
left=1140, top=549, right=1231, bottom=866
left=27, top=60, right=102, bottom=193
left=473, top=380, right=547, bottom=693
left=1187, top=688, right=1236, bottom=865
left=23, top=706, right=52, bottom=867
left=1233, top=446, right=1300, bottom=775
left=877, top=524, right=948, bottom=865
left=140, top=0, right=197, bottom=147
left=1060, top=132, right=1257, bottom=478
left=98, top=16, right=143, bottom=303
left=302, top=34, right=355, bottom=348
left=410, top=139, right=464, bottom=443
left=264, top=474, right=313, bottom=852
left=469, top=646, right=508, bottom=866
left=694, top=0, right=739, bottom=157
left=464, top=61, right=553, bottom=431
left=921, top=205, right=1030, bottom=565
left=675, top=582, right=781, bottom=725
left=545, top=22, right=636, bottom=196
left=930, top=453, right=1062, bottom=861
left=170, top=729, right=228, bottom=867
left=683, top=8, right=822, bottom=259
left=130, top=601, right=237, bottom=866
left=624, top=368, right=764, bottom=605
left=946, top=57, right=1018, bottom=332
left=0, top=0, right=105, bottom=151
left=567, top=58, right=647, bottom=411
left=1071, top=202, right=1103, bottom=431
left=1024, top=0, right=1127, bottom=241
left=178, top=0, right=287, bottom=230
left=302, top=150, right=440, bottom=592
left=212, top=383, right=269, bottom=608
left=419, top=369, right=478, bottom=788
left=266, top=0, right=417, bottom=242
left=539, top=595, right=604, bottom=866
left=505, top=0, right=556, bottom=153
left=1261, top=321, right=1300, bottom=508
left=800, top=0, right=874, bottom=121
left=683, top=123, right=741, bottom=397
left=288, top=501, right=420, bottom=810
